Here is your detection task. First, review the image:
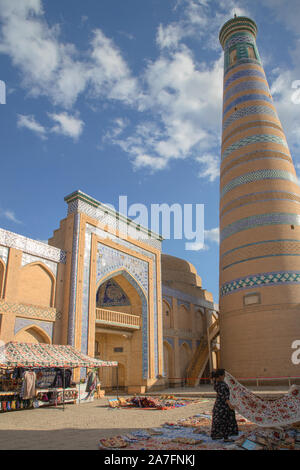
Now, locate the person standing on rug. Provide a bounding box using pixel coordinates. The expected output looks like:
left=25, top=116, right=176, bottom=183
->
left=210, top=369, right=238, bottom=442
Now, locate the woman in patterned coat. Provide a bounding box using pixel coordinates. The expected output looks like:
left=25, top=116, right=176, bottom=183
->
left=211, top=369, right=238, bottom=442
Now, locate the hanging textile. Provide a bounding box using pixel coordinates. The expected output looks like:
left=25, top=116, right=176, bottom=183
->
left=225, top=372, right=300, bottom=427
left=21, top=371, right=36, bottom=399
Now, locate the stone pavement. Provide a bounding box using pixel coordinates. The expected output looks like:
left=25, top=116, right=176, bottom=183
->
left=0, top=385, right=290, bottom=450
left=0, top=397, right=215, bottom=450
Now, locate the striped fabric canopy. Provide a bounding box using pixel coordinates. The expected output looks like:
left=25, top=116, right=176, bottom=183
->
left=0, top=341, right=118, bottom=368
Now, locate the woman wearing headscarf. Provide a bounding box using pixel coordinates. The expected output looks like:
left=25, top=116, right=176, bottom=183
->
left=211, top=368, right=238, bottom=442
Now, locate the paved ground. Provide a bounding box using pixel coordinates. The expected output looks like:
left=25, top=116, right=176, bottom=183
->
left=0, top=385, right=290, bottom=450
left=0, top=396, right=215, bottom=450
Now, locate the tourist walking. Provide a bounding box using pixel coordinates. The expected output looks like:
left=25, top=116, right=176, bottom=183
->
left=211, top=368, right=238, bottom=442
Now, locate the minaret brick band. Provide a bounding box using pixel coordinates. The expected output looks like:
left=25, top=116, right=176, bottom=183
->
left=219, top=16, right=300, bottom=378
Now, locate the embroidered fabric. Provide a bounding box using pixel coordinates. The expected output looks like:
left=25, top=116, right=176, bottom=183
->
left=225, top=372, right=300, bottom=427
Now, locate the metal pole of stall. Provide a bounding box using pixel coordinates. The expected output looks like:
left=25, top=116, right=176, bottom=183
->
left=116, top=365, right=119, bottom=400
left=63, top=367, right=65, bottom=412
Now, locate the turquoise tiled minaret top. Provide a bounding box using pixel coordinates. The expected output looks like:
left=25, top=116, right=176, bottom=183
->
left=219, top=16, right=262, bottom=74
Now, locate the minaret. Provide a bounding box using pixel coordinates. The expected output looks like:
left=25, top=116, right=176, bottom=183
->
left=219, top=16, right=300, bottom=378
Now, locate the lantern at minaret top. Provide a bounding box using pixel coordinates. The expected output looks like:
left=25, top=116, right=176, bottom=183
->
left=218, top=16, right=300, bottom=378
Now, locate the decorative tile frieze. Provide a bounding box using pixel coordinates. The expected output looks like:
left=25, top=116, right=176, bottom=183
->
left=221, top=271, right=300, bottom=296
left=224, top=93, right=273, bottom=116
left=67, top=213, right=80, bottom=346
left=221, top=169, right=297, bottom=198
left=224, top=79, right=269, bottom=103
left=224, top=68, right=265, bottom=90
left=221, top=212, right=300, bottom=242
left=222, top=135, right=288, bottom=161
left=0, top=228, right=66, bottom=264
left=0, top=300, right=60, bottom=321
left=223, top=105, right=278, bottom=131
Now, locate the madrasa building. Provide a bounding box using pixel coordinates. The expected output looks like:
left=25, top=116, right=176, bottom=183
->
left=0, top=190, right=219, bottom=393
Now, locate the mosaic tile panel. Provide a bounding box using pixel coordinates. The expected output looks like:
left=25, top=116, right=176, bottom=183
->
left=221, top=212, right=300, bottom=242
left=222, top=135, right=288, bottom=161
left=0, top=300, right=60, bottom=321
left=14, top=317, right=54, bottom=340
left=96, top=243, right=149, bottom=296
left=225, top=33, right=257, bottom=49
left=221, top=271, right=300, bottom=296
left=223, top=93, right=273, bottom=116
left=221, top=169, right=297, bottom=198
left=67, top=213, right=80, bottom=346
left=0, top=228, right=66, bottom=263
left=21, top=253, right=58, bottom=277
left=223, top=105, right=278, bottom=131
left=0, top=245, right=8, bottom=265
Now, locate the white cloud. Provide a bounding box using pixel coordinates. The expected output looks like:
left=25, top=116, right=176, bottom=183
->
left=0, top=209, right=22, bottom=224
left=196, top=154, right=220, bottom=182
left=111, top=47, right=223, bottom=175
left=17, top=114, right=47, bottom=139
left=49, top=112, right=84, bottom=140
left=156, top=23, right=184, bottom=49
left=0, top=0, right=138, bottom=108
left=205, top=227, right=220, bottom=244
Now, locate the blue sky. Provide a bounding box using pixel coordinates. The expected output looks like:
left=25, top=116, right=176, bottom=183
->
left=0, top=0, right=300, bottom=303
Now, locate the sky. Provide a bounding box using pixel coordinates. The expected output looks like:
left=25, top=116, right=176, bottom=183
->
left=0, top=0, right=300, bottom=303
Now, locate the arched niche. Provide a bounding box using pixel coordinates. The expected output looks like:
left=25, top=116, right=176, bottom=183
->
left=18, top=262, right=55, bottom=307
left=15, top=325, right=51, bottom=344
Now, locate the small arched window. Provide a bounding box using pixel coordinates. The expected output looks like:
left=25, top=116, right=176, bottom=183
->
left=229, top=48, right=237, bottom=66
left=247, top=45, right=256, bottom=60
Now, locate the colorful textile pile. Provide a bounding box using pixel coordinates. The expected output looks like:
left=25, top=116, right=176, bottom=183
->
left=109, top=396, right=204, bottom=410
left=0, top=342, right=117, bottom=368
left=225, top=372, right=300, bottom=427
left=99, top=413, right=239, bottom=451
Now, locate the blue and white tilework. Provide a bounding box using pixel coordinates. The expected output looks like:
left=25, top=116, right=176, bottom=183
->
left=221, top=212, right=300, bottom=242
left=223, top=105, right=278, bottom=132
left=221, top=169, right=297, bottom=198
left=224, top=80, right=270, bottom=103
left=223, top=93, right=273, bottom=115
left=221, top=149, right=291, bottom=176
left=0, top=228, right=66, bottom=263
left=222, top=135, right=288, bottom=161
left=224, top=68, right=266, bottom=89
left=221, top=271, right=300, bottom=296
left=67, top=213, right=80, bottom=346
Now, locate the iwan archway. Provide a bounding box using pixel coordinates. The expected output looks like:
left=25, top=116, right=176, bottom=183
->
left=95, top=269, right=148, bottom=393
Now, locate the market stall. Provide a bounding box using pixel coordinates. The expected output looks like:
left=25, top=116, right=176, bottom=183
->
left=0, top=341, right=117, bottom=413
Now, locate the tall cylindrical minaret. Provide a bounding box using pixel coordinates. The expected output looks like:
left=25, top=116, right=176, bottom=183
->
left=219, top=16, right=300, bottom=378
